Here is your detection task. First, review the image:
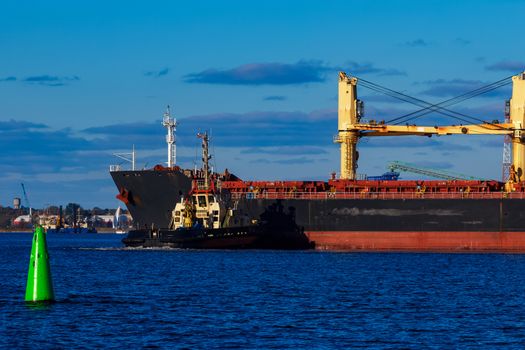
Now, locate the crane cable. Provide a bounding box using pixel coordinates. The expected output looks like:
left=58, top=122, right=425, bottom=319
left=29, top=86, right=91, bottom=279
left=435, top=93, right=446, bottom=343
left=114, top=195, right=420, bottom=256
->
left=357, top=75, right=514, bottom=131
left=358, top=77, right=512, bottom=129
left=358, top=80, right=502, bottom=130
left=387, top=78, right=512, bottom=125
left=358, top=81, right=479, bottom=123
left=358, top=77, right=511, bottom=128
left=359, top=76, right=511, bottom=124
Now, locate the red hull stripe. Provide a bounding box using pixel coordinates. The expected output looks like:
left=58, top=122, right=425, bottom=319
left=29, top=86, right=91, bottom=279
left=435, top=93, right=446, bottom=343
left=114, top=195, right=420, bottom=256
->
left=305, top=231, right=525, bottom=252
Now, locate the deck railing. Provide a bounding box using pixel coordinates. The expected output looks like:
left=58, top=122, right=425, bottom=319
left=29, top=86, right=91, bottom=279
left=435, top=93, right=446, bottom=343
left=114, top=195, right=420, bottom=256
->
left=230, top=191, right=525, bottom=200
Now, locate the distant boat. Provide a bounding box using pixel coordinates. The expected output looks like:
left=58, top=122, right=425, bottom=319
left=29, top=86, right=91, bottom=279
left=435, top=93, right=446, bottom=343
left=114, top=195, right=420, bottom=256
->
left=115, top=229, right=127, bottom=234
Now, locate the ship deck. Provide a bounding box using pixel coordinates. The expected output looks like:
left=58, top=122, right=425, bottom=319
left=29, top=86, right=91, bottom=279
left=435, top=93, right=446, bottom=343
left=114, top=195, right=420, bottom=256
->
left=230, top=191, right=525, bottom=200
left=222, top=178, right=525, bottom=200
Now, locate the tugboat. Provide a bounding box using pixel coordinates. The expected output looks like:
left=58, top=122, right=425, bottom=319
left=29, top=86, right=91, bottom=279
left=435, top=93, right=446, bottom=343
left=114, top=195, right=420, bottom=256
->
left=122, top=132, right=312, bottom=249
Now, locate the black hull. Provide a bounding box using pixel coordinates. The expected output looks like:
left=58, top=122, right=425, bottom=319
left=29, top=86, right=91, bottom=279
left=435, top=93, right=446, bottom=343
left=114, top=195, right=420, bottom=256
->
left=111, top=169, right=192, bottom=229
left=236, top=198, right=525, bottom=233
left=122, top=225, right=312, bottom=250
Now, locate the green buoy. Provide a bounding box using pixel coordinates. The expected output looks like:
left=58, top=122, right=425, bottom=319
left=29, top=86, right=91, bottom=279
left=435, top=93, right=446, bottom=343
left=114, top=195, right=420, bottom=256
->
left=25, top=226, right=55, bottom=303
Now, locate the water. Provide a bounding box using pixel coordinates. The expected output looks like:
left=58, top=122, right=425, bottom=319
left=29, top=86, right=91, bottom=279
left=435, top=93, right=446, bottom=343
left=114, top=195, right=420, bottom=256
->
left=2, top=232, right=525, bottom=349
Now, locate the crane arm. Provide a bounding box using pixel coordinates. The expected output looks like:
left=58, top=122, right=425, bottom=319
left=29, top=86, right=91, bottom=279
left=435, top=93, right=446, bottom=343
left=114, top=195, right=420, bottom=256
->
left=389, top=161, right=488, bottom=181
left=21, top=183, right=32, bottom=217
left=344, top=122, right=516, bottom=137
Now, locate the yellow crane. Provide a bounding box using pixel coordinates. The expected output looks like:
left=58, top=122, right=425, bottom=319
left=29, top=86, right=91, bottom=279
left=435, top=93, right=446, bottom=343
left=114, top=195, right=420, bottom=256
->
left=335, top=71, right=525, bottom=183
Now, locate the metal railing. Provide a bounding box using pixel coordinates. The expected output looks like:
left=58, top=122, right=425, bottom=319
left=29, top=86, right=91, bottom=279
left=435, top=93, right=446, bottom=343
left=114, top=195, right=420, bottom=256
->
left=231, top=191, right=525, bottom=200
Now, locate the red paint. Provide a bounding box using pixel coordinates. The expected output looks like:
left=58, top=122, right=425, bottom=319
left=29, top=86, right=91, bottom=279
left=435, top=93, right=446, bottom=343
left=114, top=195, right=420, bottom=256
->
left=116, top=188, right=130, bottom=205
left=221, top=178, right=525, bottom=199
left=306, top=231, right=525, bottom=252
left=221, top=178, right=512, bottom=194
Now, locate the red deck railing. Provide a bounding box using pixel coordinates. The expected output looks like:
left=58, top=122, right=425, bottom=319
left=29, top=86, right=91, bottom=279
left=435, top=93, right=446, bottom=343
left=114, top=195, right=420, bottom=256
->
left=230, top=191, right=525, bottom=200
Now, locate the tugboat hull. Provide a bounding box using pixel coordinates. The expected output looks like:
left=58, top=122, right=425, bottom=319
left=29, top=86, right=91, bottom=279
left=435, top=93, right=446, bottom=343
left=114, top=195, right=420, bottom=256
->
left=122, top=225, right=313, bottom=250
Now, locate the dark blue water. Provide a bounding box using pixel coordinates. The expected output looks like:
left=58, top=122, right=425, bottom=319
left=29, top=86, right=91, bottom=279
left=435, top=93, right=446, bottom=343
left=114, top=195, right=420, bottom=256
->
left=2, top=232, right=525, bottom=349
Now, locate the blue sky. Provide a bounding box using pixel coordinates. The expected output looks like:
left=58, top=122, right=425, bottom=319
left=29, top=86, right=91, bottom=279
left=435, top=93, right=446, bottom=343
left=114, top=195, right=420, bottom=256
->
left=1, top=0, right=525, bottom=208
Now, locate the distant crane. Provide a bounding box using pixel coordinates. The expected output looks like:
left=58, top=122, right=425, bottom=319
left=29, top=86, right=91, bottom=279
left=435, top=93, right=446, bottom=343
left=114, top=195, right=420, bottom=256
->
left=388, top=161, right=490, bottom=181
left=21, top=183, right=32, bottom=217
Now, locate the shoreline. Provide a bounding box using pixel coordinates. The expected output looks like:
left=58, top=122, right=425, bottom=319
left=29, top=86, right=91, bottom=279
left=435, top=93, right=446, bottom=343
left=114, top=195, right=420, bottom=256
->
left=0, top=228, right=124, bottom=234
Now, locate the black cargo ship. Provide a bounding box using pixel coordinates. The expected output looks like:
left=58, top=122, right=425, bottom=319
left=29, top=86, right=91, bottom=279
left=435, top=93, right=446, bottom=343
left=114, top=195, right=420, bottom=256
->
left=112, top=71, right=525, bottom=251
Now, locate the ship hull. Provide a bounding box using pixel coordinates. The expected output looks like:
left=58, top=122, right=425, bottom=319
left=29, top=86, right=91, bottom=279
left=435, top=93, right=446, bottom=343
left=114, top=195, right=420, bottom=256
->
left=237, top=198, right=525, bottom=251
left=236, top=198, right=525, bottom=233
left=110, top=169, right=192, bottom=229
left=305, top=231, right=525, bottom=251
left=111, top=170, right=525, bottom=252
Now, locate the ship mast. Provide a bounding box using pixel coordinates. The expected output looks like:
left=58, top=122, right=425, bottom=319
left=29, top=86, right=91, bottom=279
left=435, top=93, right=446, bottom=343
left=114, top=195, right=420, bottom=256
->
left=162, top=106, right=177, bottom=168
left=197, top=132, right=211, bottom=188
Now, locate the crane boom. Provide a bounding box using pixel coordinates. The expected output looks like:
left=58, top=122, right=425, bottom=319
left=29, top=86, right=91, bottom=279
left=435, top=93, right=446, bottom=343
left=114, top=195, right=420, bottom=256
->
left=389, top=161, right=488, bottom=181
left=21, top=183, right=32, bottom=217
left=352, top=122, right=514, bottom=137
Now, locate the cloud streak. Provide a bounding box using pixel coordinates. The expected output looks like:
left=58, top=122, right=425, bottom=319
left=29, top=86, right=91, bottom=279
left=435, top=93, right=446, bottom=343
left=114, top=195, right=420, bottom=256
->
left=184, top=60, right=407, bottom=86
left=361, top=136, right=473, bottom=151
left=454, top=38, right=471, bottom=46
left=263, top=95, right=286, bottom=101
left=410, top=161, right=454, bottom=169
left=144, top=68, right=170, bottom=78
left=86, top=110, right=337, bottom=148
left=485, top=60, right=525, bottom=73
left=249, top=157, right=317, bottom=165
left=23, top=75, right=80, bottom=86
left=344, top=61, right=406, bottom=76
left=241, top=146, right=327, bottom=155
left=402, top=39, right=429, bottom=47
left=417, top=78, right=511, bottom=98
left=0, top=119, right=47, bottom=131
left=184, top=60, right=331, bottom=85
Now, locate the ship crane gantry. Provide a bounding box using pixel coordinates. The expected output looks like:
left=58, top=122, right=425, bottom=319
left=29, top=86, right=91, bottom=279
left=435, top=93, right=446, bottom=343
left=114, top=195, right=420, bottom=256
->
left=336, top=71, right=525, bottom=183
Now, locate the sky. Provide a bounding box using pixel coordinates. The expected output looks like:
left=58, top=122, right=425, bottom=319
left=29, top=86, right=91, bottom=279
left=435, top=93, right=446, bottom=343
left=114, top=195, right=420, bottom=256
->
left=1, top=0, right=525, bottom=209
